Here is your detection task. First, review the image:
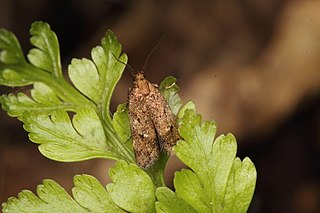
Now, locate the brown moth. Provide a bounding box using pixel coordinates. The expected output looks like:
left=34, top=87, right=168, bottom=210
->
left=128, top=71, right=180, bottom=168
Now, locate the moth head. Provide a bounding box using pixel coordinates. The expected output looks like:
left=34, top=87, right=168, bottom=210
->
left=134, top=72, right=150, bottom=92
left=135, top=72, right=145, bottom=81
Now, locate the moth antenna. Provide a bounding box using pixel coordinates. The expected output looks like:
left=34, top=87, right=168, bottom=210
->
left=112, top=53, right=136, bottom=77
left=142, top=34, right=166, bottom=72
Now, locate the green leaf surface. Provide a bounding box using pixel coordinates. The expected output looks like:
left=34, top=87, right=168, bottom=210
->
left=176, top=109, right=218, bottom=176
left=177, top=100, right=196, bottom=120
left=2, top=180, right=87, bottom=213
left=0, top=28, right=35, bottom=86
left=2, top=175, right=131, bottom=213
left=112, top=103, right=132, bottom=148
left=1, top=22, right=134, bottom=164
left=173, top=109, right=256, bottom=212
left=107, top=161, right=156, bottom=213
left=72, top=174, right=125, bottom=213
left=27, top=21, right=62, bottom=77
left=69, top=30, right=127, bottom=123
left=21, top=108, right=121, bottom=161
left=0, top=66, right=35, bottom=87
left=174, top=169, right=210, bottom=212
left=68, top=58, right=101, bottom=103
left=0, top=22, right=93, bottom=104
left=159, top=76, right=182, bottom=115
left=97, top=31, right=127, bottom=123
left=0, top=82, right=67, bottom=117
left=155, top=187, right=197, bottom=213
left=0, top=28, right=25, bottom=64
left=223, top=157, right=257, bottom=213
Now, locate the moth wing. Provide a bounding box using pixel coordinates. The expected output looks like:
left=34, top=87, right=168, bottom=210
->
left=128, top=88, right=160, bottom=168
left=145, top=83, right=180, bottom=152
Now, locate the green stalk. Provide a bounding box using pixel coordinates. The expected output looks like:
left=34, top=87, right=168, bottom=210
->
left=145, top=152, right=169, bottom=188
left=101, top=121, right=135, bottom=163
left=23, top=64, right=95, bottom=108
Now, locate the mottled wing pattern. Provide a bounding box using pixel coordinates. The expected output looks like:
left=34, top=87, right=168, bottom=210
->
left=128, top=83, right=160, bottom=168
left=128, top=72, right=179, bottom=168
left=146, top=83, right=180, bottom=152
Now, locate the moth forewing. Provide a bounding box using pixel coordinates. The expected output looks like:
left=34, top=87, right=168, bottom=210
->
left=128, top=82, right=160, bottom=168
left=145, top=82, right=180, bottom=152
left=128, top=72, right=180, bottom=168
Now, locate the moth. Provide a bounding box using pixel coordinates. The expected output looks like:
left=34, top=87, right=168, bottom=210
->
left=128, top=71, right=180, bottom=168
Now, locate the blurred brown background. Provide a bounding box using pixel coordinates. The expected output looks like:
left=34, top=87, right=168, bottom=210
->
left=1, top=0, right=320, bottom=212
